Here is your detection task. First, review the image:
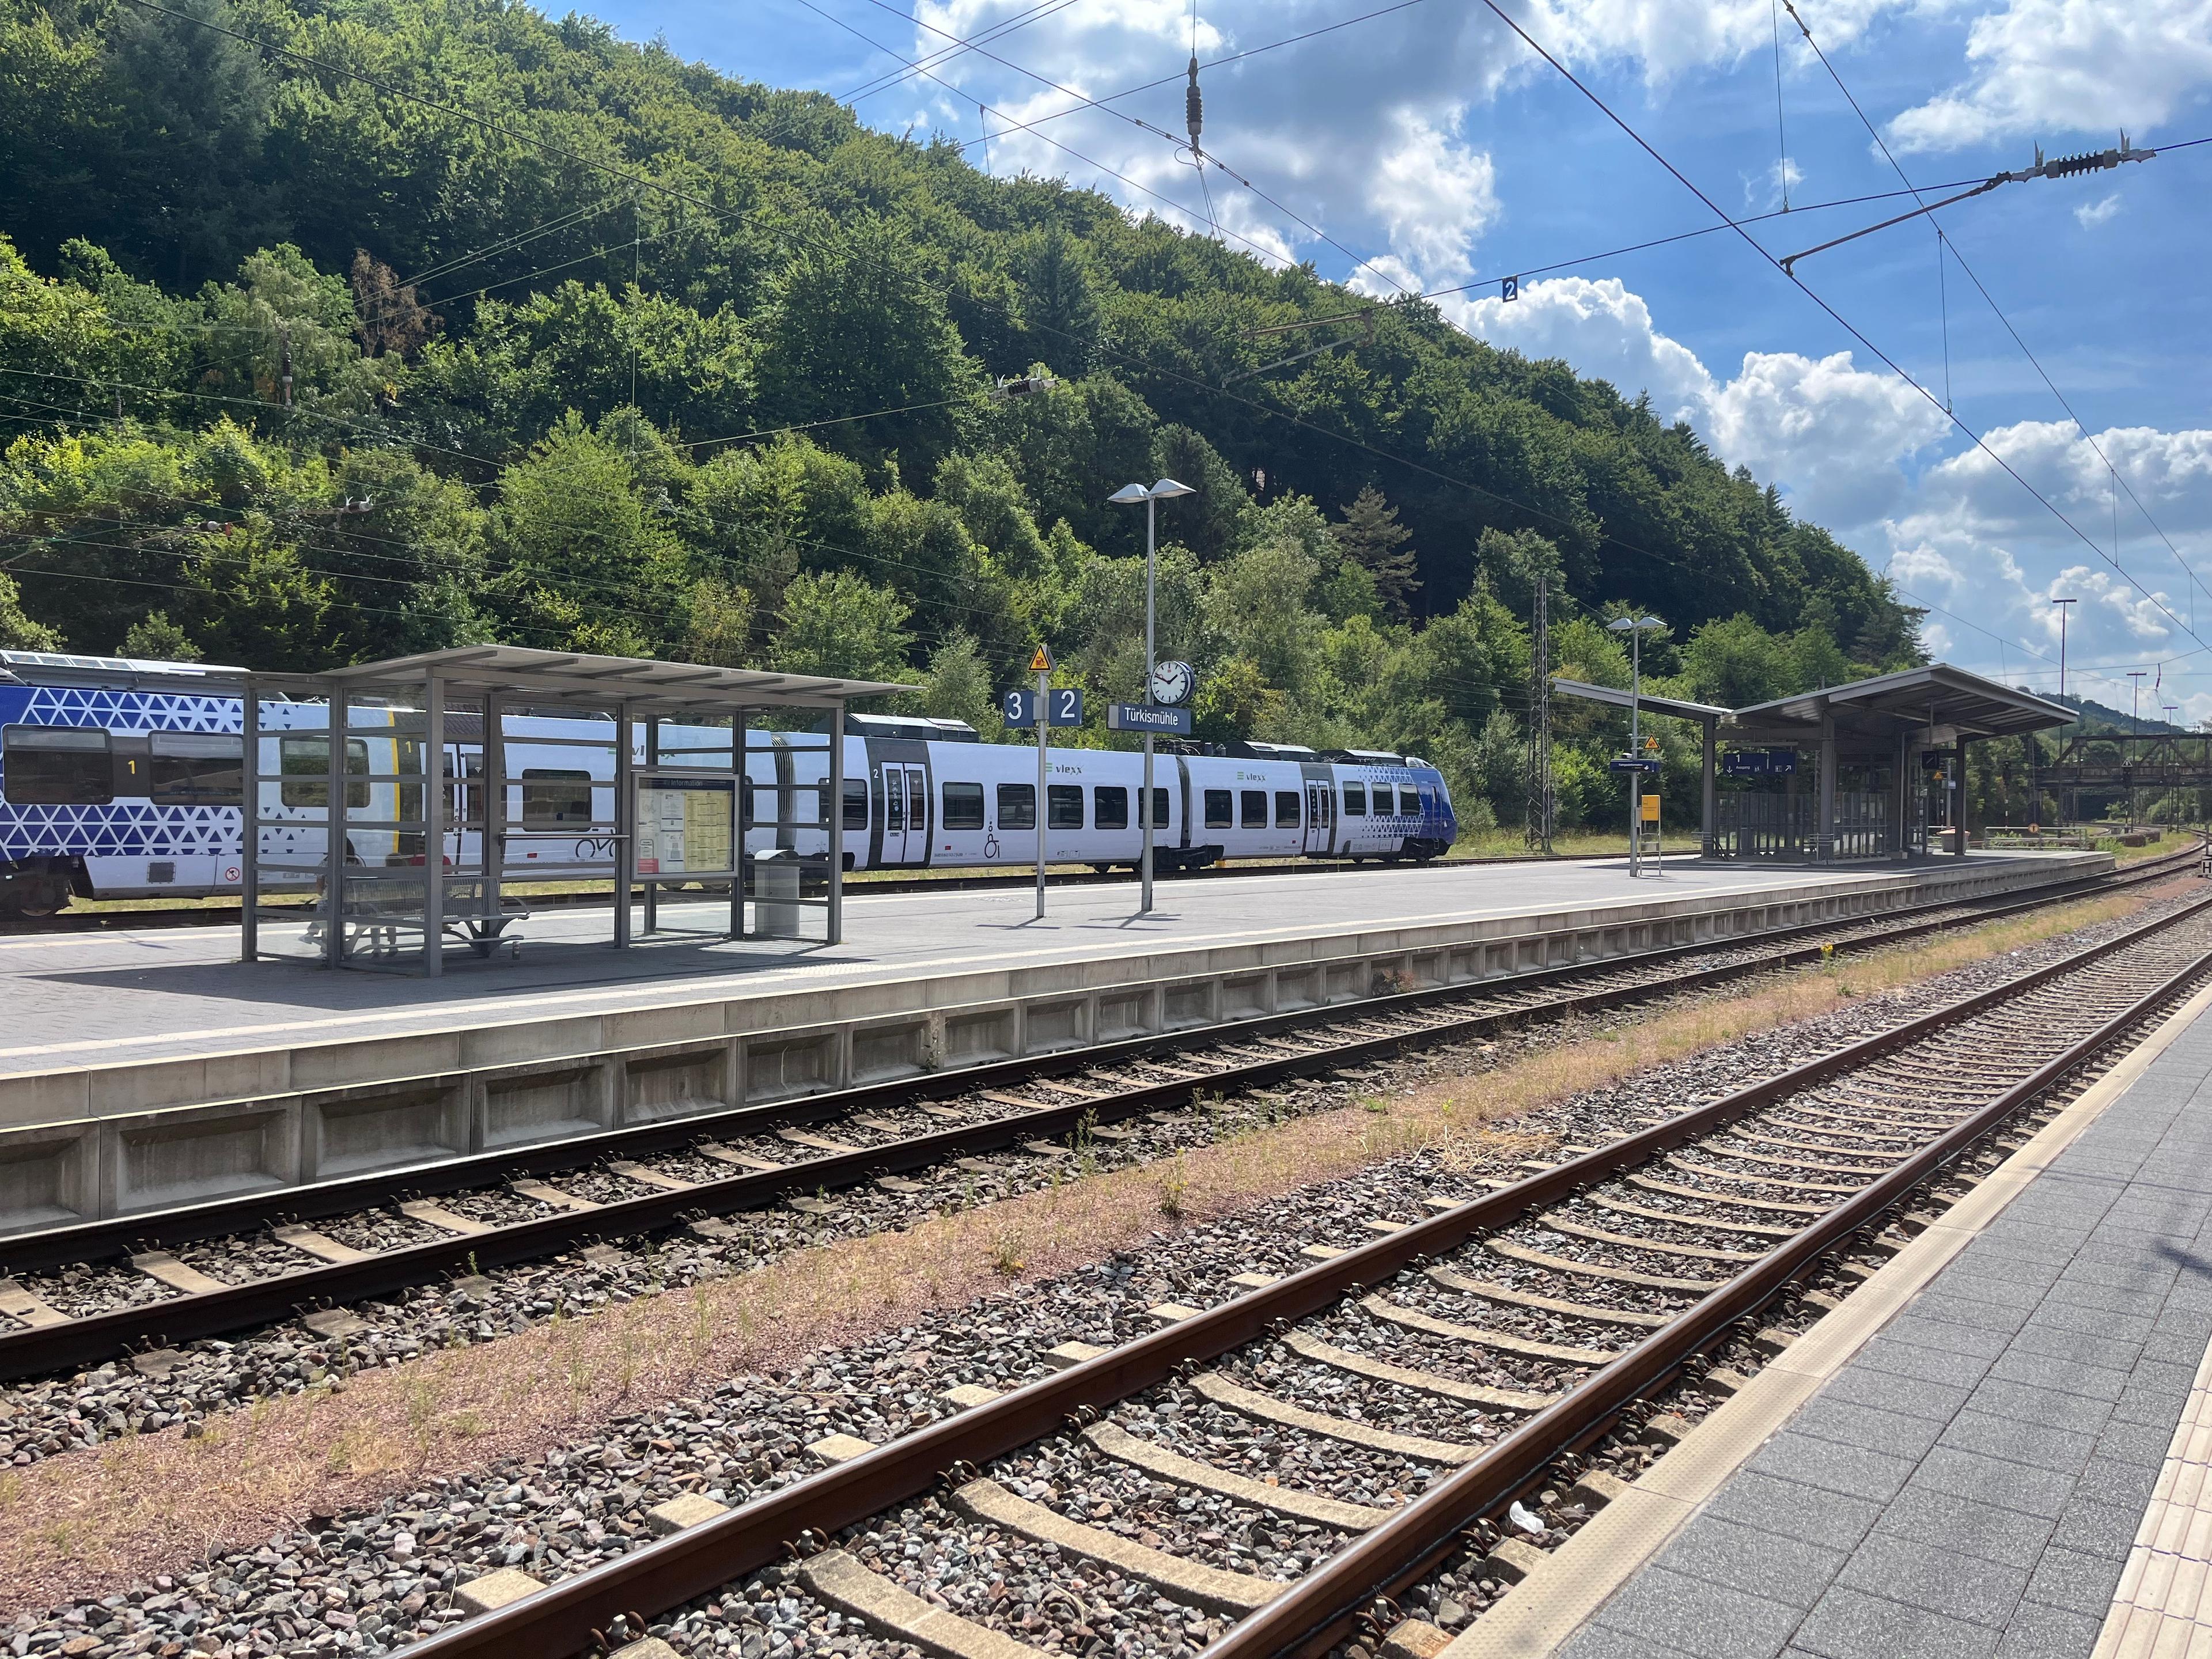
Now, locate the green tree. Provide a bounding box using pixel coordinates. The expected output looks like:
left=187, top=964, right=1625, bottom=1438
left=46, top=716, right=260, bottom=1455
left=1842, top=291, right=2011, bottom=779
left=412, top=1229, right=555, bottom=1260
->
left=0, top=570, right=59, bottom=649
left=1332, top=485, right=1420, bottom=620
left=1017, top=224, right=1101, bottom=371
left=119, top=609, right=199, bottom=660
left=753, top=217, right=974, bottom=475
left=682, top=574, right=756, bottom=666
left=918, top=628, right=998, bottom=734
left=770, top=569, right=914, bottom=681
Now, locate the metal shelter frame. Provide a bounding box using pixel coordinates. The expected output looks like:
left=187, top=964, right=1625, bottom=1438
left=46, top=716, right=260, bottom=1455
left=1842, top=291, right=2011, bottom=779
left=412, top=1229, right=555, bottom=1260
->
left=236, top=646, right=911, bottom=976
left=1550, top=678, right=1730, bottom=854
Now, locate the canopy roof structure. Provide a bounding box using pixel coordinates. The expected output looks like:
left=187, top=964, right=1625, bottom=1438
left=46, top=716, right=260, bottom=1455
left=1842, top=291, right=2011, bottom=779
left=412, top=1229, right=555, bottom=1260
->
left=259, top=645, right=913, bottom=713
left=1728, top=664, right=2073, bottom=752
left=1549, top=677, right=1730, bottom=724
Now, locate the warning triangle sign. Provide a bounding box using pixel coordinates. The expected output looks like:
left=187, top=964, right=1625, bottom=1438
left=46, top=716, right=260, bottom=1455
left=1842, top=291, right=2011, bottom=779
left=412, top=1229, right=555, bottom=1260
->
left=1028, top=644, right=1055, bottom=673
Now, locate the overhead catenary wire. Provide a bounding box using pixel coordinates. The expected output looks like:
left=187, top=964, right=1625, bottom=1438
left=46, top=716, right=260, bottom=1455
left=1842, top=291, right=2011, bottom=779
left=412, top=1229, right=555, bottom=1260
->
left=1459, top=0, right=2212, bottom=668
left=1783, top=0, right=2212, bottom=646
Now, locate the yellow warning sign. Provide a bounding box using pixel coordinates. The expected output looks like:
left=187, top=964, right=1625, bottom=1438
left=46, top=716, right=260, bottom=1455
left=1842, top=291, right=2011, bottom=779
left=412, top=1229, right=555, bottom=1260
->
left=1028, top=645, right=1055, bottom=673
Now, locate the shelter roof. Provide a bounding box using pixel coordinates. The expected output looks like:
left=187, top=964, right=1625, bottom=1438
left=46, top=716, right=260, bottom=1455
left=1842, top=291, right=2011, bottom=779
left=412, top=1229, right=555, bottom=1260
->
left=1728, top=663, right=2071, bottom=743
left=252, top=645, right=914, bottom=711
left=1551, top=677, right=1730, bottom=722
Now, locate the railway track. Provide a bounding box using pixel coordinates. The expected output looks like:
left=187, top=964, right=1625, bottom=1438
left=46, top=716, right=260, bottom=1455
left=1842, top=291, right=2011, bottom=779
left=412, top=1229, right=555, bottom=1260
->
left=0, top=847, right=2195, bottom=1393
left=392, top=866, right=2212, bottom=1659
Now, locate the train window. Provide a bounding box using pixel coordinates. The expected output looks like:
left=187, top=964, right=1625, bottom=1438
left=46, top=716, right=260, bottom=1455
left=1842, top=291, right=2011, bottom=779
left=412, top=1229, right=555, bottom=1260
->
left=1141, top=786, right=1170, bottom=828
left=1093, top=786, right=1128, bottom=829
left=3, top=726, right=112, bottom=805
left=1048, top=784, right=1084, bottom=829
left=1275, top=790, right=1300, bottom=827
left=1205, top=789, right=1233, bottom=828
left=842, top=779, right=868, bottom=830
left=520, top=768, right=592, bottom=826
left=1400, top=787, right=1422, bottom=816
left=1240, top=789, right=1266, bottom=828
left=148, top=733, right=244, bottom=806
left=278, top=738, right=370, bottom=809
left=1342, top=783, right=1367, bottom=816
left=997, top=783, right=1036, bottom=829
left=742, top=776, right=756, bottom=830
left=943, top=782, right=985, bottom=830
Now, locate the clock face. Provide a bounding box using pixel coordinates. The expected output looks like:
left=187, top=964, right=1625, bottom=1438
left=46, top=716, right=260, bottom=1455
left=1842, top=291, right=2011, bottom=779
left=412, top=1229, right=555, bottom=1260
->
left=1149, top=661, right=1195, bottom=706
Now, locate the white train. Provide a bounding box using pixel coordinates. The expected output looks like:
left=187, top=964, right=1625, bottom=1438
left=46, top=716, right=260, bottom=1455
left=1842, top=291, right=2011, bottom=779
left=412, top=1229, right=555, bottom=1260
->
left=0, top=652, right=1459, bottom=916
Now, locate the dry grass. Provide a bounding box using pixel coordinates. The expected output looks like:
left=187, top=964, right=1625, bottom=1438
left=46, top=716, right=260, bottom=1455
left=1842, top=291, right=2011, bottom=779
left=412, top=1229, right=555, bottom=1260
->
left=0, top=882, right=2163, bottom=1616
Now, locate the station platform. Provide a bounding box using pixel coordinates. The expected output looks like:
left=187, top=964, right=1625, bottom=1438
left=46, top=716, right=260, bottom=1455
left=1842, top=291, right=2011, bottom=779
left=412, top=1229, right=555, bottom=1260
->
left=1460, top=955, right=2212, bottom=1659
left=0, top=850, right=2103, bottom=1233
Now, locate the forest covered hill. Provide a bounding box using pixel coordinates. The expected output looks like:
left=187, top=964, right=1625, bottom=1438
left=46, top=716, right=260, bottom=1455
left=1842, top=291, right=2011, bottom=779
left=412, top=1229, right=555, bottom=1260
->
left=0, top=0, right=1928, bottom=828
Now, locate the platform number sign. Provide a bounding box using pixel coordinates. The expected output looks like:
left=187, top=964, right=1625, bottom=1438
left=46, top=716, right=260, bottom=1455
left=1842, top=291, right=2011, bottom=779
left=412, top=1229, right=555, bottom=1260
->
left=1002, top=688, right=1084, bottom=728
left=1502, top=275, right=1520, bottom=302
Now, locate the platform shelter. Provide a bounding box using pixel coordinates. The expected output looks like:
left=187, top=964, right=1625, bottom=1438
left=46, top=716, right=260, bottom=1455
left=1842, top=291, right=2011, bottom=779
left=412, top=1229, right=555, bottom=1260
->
left=1554, top=663, right=2074, bottom=863
left=236, top=645, right=910, bottom=976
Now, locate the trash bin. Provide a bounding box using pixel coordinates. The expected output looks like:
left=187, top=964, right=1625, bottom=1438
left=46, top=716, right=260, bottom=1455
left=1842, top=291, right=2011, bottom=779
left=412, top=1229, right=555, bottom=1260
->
left=754, top=849, right=802, bottom=938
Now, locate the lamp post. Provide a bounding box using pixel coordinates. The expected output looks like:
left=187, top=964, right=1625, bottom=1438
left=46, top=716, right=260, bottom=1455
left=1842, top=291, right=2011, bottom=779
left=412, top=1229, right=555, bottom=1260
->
left=1608, top=615, right=1664, bottom=877
left=1109, top=476, right=1195, bottom=915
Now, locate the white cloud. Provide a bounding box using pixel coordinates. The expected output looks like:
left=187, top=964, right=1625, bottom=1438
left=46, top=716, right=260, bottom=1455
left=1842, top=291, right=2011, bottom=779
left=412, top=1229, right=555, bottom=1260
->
left=1888, top=0, right=2212, bottom=151
left=2075, top=192, right=2124, bottom=228
left=1454, top=276, right=1948, bottom=522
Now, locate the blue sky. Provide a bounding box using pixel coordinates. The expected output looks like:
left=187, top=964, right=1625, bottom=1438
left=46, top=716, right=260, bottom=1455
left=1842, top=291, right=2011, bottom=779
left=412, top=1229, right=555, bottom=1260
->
left=589, top=0, right=2210, bottom=715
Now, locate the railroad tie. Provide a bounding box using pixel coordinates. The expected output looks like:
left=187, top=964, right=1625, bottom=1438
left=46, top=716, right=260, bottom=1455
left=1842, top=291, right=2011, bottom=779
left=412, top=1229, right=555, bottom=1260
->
left=696, top=1145, right=785, bottom=1172
left=950, top=1478, right=1282, bottom=1614
left=1424, top=1265, right=1672, bottom=1330
left=777, top=1129, right=862, bottom=1154
left=1082, top=1422, right=1392, bottom=1529
left=0, top=1279, right=67, bottom=1329
left=1485, top=1236, right=1723, bottom=1294
left=1278, top=1328, right=1554, bottom=1411
left=802, top=1549, right=1048, bottom=1659
left=1190, top=1372, right=1482, bottom=1464
left=1625, top=1172, right=1826, bottom=1216
left=271, top=1225, right=373, bottom=1266
left=510, top=1179, right=596, bottom=1212
left=1662, top=1155, right=1859, bottom=1195
left=1358, top=1293, right=1615, bottom=1367
left=1584, top=1194, right=1798, bottom=1239
left=397, top=1199, right=495, bottom=1236
left=1536, top=1213, right=1767, bottom=1264
left=128, top=1251, right=226, bottom=1296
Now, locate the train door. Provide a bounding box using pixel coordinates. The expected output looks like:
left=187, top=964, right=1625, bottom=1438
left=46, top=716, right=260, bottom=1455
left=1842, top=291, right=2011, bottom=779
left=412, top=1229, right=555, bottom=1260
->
left=1302, top=768, right=1335, bottom=855
left=874, top=755, right=931, bottom=866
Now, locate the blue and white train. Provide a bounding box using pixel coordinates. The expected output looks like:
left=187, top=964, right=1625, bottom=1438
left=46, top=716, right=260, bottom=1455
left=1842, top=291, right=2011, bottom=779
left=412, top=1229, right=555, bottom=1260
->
left=0, top=652, right=1457, bottom=916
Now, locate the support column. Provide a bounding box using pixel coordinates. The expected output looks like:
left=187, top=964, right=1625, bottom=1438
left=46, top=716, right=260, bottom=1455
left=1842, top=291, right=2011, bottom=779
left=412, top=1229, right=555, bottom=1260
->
left=1817, top=700, right=1837, bottom=863
left=323, top=687, right=345, bottom=969
left=239, top=680, right=259, bottom=963
left=1891, top=728, right=1910, bottom=861
left=1700, top=715, right=1717, bottom=858
left=483, top=690, right=504, bottom=927
left=424, top=673, right=444, bottom=978
left=642, top=715, right=660, bottom=937
left=1956, top=736, right=1971, bottom=855
left=730, top=706, right=745, bottom=941
left=828, top=702, right=845, bottom=946
left=613, top=703, right=634, bottom=949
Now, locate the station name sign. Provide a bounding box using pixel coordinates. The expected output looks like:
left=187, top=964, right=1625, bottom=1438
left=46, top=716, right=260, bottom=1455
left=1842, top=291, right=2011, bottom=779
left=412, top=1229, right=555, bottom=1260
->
left=1107, top=702, right=1194, bottom=735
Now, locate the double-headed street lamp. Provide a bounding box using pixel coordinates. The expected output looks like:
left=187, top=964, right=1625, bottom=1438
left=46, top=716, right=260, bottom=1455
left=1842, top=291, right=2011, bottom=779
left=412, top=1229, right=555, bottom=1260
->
left=1608, top=614, right=1665, bottom=877
left=1110, top=477, right=1196, bottom=915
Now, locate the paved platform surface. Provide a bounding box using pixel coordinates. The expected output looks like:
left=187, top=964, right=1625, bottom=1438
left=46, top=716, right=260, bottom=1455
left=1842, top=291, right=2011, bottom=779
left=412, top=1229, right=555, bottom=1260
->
left=1556, top=980, right=2212, bottom=1659
left=0, top=852, right=2081, bottom=1079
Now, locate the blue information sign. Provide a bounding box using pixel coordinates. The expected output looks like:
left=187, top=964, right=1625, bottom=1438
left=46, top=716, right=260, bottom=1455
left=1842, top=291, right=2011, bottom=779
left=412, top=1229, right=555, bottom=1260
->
left=1608, top=756, right=1661, bottom=773
left=1002, top=688, right=1084, bottom=728
left=1723, top=748, right=1799, bottom=777
left=1107, top=702, right=1194, bottom=736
